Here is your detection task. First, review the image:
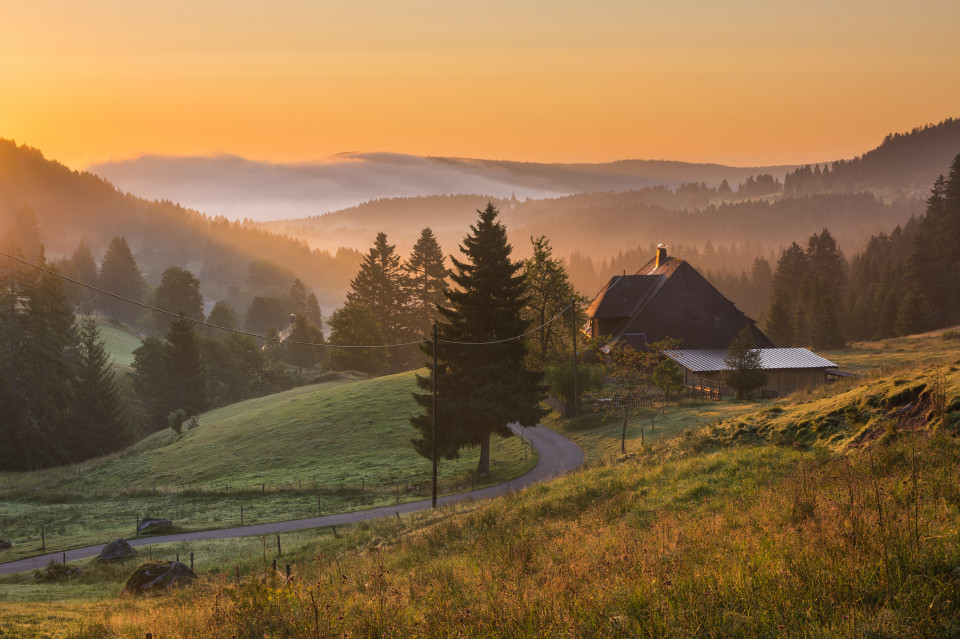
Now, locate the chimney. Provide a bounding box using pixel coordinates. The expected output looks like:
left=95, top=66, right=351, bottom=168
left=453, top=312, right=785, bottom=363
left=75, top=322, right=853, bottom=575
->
left=656, top=244, right=668, bottom=267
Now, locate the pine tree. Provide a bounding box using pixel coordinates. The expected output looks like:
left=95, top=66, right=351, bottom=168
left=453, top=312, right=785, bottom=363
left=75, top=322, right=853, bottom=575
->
left=132, top=336, right=168, bottom=431
left=163, top=315, right=207, bottom=420
left=19, top=253, right=78, bottom=467
left=411, top=203, right=547, bottom=476
left=97, top=236, right=146, bottom=323
left=70, top=240, right=98, bottom=286
left=403, top=228, right=448, bottom=337
left=71, top=317, right=126, bottom=459
left=347, top=232, right=408, bottom=343
left=764, top=290, right=794, bottom=346
left=289, top=279, right=308, bottom=315
left=154, top=266, right=204, bottom=333
left=305, top=292, right=323, bottom=330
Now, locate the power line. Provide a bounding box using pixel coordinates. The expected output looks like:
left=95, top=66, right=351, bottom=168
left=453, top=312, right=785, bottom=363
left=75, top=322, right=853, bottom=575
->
left=438, top=302, right=574, bottom=345
left=0, top=248, right=573, bottom=349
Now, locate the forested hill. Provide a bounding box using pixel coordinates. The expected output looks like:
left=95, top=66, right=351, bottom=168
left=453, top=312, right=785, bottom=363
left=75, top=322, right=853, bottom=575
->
left=783, top=119, right=960, bottom=195
left=0, top=139, right=361, bottom=308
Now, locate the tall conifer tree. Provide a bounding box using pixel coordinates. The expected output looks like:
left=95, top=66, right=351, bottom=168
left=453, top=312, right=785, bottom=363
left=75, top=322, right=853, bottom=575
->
left=97, top=236, right=145, bottom=323
left=411, top=203, right=547, bottom=476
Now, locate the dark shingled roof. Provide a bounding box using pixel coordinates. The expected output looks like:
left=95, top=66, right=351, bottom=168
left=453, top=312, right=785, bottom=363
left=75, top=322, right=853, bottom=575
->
left=585, top=249, right=774, bottom=350
left=585, top=275, right=660, bottom=319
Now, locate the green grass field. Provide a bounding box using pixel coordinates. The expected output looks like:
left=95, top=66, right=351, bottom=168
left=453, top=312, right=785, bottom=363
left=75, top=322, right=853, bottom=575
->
left=0, top=371, right=536, bottom=563
left=88, top=316, right=145, bottom=368
left=3, top=330, right=960, bottom=636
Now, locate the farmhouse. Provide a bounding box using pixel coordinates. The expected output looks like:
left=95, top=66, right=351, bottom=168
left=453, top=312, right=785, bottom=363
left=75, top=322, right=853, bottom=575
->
left=584, top=245, right=774, bottom=350
left=662, top=347, right=839, bottom=399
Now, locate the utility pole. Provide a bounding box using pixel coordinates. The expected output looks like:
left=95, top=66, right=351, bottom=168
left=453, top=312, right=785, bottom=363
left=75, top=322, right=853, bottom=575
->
left=571, top=297, right=578, bottom=417
left=431, top=322, right=438, bottom=509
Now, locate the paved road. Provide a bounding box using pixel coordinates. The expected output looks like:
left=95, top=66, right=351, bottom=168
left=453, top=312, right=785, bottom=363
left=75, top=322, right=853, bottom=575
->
left=0, top=424, right=583, bottom=575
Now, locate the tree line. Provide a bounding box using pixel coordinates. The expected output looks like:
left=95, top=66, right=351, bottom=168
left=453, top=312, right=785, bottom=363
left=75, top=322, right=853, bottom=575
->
left=763, top=154, right=960, bottom=347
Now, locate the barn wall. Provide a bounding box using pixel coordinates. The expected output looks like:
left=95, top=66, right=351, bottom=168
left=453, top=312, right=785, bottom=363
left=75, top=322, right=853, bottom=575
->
left=679, top=367, right=830, bottom=399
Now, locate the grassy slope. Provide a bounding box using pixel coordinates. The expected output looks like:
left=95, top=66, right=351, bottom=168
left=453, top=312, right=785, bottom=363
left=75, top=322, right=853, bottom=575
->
left=0, top=371, right=535, bottom=563
left=4, top=333, right=960, bottom=637
left=90, top=316, right=144, bottom=369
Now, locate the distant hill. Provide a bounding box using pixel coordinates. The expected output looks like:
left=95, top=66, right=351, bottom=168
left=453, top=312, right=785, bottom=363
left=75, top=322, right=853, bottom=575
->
left=784, top=119, right=960, bottom=196
left=89, top=152, right=798, bottom=223
left=0, top=139, right=362, bottom=310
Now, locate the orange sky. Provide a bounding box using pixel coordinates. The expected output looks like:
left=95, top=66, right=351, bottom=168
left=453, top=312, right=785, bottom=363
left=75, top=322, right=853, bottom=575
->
left=2, top=0, right=958, bottom=170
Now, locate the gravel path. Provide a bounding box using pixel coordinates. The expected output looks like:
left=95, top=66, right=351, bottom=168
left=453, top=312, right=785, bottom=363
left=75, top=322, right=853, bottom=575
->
left=0, top=424, right=583, bottom=575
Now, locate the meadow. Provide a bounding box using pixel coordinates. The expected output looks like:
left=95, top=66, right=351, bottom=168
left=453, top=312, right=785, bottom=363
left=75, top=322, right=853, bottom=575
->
left=2, top=330, right=959, bottom=637
left=0, top=371, right=535, bottom=563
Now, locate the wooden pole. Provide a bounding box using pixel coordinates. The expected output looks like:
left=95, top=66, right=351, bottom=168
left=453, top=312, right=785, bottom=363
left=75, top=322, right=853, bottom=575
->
left=572, top=297, right=579, bottom=417
left=432, top=323, right=439, bottom=509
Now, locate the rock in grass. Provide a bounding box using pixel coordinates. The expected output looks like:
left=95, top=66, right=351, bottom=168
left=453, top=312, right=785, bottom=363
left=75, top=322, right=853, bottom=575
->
left=98, top=538, right=136, bottom=561
left=0, top=539, right=11, bottom=550
left=137, top=517, right=173, bottom=534
left=122, top=561, right=197, bottom=595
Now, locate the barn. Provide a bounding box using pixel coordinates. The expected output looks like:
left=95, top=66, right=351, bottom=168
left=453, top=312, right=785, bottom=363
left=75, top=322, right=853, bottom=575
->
left=662, top=348, right=839, bottom=399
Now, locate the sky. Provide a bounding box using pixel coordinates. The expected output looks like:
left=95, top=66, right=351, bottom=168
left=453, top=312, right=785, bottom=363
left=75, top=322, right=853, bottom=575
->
left=2, top=0, right=958, bottom=170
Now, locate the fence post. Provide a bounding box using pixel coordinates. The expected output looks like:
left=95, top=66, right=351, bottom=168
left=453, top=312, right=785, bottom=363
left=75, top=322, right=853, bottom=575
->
left=190, top=552, right=194, bottom=570
left=277, top=535, right=281, bottom=556
left=41, top=528, right=45, bottom=552
left=241, top=504, right=244, bottom=526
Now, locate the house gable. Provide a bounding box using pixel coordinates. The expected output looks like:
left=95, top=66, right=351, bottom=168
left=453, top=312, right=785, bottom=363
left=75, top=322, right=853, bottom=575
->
left=584, top=247, right=774, bottom=350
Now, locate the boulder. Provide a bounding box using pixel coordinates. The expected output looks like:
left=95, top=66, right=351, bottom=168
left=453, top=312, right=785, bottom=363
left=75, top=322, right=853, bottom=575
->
left=98, top=538, right=136, bottom=561
left=137, top=517, right=172, bottom=534
left=122, top=561, right=197, bottom=596
left=0, top=539, right=11, bottom=550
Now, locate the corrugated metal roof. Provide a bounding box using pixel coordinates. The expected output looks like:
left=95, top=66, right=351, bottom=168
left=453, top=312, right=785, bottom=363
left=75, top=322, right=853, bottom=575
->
left=663, top=348, right=838, bottom=372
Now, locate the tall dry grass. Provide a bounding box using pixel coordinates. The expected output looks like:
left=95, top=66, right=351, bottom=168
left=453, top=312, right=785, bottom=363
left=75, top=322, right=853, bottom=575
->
left=74, top=428, right=960, bottom=638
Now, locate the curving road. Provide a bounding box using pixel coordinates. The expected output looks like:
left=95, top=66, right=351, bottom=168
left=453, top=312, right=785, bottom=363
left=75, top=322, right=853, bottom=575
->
left=0, top=424, right=583, bottom=575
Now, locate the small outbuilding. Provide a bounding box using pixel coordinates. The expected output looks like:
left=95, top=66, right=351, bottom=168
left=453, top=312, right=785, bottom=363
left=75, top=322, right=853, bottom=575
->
left=663, top=347, right=838, bottom=399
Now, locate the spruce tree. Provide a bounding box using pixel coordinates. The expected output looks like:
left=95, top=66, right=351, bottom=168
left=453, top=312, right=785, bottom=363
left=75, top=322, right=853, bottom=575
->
left=403, top=227, right=448, bottom=337
left=163, top=314, right=207, bottom=420
left=305, top=292, right=323, bottom=330
left=71, top=316, right=126, bottom=459
left=20, top=253, right=78, bottom=467
left=154, top=266, right=204, bottom=333
left=411, top=203, right=547, bottom=476
left=70, top=240, right=98, bottom=286
left=347, top=232, right=408, bottom=344
left=97, top=236, right=146, bottom=323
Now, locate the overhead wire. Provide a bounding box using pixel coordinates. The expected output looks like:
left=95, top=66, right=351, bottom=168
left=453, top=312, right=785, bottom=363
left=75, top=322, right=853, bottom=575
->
left=0, top=248, right=575, bottom=349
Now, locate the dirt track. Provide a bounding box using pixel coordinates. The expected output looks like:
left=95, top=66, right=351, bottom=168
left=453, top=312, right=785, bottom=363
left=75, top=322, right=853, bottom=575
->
left=0, top=424, right=583, bottom=575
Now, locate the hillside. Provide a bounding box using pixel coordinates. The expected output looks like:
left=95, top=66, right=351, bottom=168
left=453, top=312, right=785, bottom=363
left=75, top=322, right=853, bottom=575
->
left=2, top=331, right=959, bottom=636
left=89, top=152, right=798, bottom=223
left=0, top=372, right=535, bottom=563
left=0, top=139, right=362, bottom=309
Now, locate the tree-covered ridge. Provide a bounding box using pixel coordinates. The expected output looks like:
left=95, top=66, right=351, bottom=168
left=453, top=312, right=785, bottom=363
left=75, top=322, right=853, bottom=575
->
left=0, top=139, right=362, bottom=309
left=763, top=154, right=960, bottom=346
left=784, top=118, right=960, bottom=195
